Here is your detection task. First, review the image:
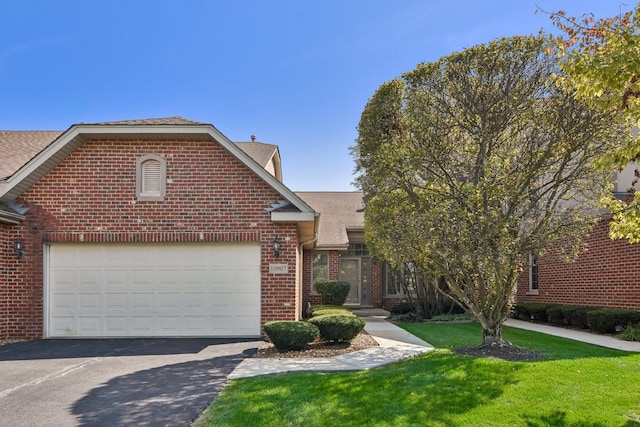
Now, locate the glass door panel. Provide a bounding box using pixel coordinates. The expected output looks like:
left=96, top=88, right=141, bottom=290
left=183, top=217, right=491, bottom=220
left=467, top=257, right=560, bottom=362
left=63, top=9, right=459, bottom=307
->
left=339, top=258, right=360, bottom=304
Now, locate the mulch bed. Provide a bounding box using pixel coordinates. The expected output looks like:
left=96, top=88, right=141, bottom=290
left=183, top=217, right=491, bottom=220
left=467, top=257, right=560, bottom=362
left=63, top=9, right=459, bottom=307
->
left=254, top=331, right=379, bottom=358
left=455, top=344, right=543, bottom=362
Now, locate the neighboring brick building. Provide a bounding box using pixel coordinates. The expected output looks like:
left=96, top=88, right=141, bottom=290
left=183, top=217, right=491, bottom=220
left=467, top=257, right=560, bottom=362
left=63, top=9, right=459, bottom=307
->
left=516, top=218, right=640, bottom=310
left=0, top=117, right=394, bottom=341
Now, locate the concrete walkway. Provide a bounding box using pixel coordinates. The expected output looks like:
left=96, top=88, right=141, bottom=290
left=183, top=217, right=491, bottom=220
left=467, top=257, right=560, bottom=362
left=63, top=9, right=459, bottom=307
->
left=228, top=312, right=640, bottom=380
left=505, top=318, right=640, bottom=352
left=228, top=313, right=434, bottom=379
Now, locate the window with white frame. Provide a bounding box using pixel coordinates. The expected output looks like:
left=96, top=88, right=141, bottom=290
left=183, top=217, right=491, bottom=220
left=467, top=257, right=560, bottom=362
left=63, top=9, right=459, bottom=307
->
left=528, top=251, right=539, bottom=293
left=311, top=253, right=329, bottom=293
left=136, top=154, right=166, bottom=201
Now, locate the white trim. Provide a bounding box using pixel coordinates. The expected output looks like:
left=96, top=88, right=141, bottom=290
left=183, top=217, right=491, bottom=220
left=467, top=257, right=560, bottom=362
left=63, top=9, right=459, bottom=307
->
left=43, top=243, right=51, bottom=338
left=271, top=211, right=317, bottom=222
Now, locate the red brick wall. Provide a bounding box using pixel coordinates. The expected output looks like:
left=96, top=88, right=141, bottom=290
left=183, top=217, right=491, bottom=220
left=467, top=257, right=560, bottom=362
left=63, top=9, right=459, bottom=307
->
left=516, top=219, right=640, bottom=310
left=3, top=138, right=300, bottom=339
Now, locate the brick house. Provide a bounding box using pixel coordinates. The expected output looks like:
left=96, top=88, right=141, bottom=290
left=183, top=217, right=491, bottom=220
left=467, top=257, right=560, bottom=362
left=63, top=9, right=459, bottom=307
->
left=0, top=117, right=396, bottom=341
left=516, top=162, right=640, bottom=311
left=0, top=117, right=320, bottom=339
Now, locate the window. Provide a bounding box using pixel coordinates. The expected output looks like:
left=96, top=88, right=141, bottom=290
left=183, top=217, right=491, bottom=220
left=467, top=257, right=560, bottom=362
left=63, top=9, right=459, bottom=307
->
left=136, top=154, right=166, bottom=201
left=311, top=253, right=329, bottom=293
left=528, top=252, right=539, bottom=293
left=339, top=242, right=369, bottom=257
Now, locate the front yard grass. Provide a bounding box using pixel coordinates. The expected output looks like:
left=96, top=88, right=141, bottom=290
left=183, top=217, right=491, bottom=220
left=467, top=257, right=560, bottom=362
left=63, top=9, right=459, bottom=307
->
left=194, top=322, right=640, bottom=427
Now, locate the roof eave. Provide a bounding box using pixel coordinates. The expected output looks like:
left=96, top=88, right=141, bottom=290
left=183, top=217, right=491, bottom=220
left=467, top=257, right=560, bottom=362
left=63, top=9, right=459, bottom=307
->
left=0, top=209, right=25, bottom=225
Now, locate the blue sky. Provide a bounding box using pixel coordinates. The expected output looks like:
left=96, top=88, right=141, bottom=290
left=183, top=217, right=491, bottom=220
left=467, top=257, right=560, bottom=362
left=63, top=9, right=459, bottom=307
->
left=0, top=1, right=629, bottom=191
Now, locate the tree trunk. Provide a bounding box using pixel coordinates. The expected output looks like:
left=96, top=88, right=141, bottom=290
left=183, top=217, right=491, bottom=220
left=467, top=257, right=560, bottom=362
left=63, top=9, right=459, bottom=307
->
left=480, top=321, right=508, bottom=348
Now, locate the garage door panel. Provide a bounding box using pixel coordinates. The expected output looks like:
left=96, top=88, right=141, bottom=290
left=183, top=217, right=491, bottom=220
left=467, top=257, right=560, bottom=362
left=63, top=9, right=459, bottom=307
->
left=78, top=293, right=101, bottom=310
left=77, top=316, right=101, bottom=335
left=48, top=243, right=261, bottom=337
left=105, top=292, right=128, bottom=310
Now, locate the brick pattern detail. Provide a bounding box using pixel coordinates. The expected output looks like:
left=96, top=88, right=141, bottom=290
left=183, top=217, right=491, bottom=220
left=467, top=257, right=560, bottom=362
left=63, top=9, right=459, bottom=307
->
left=516, top=219, right=640, bottom=310
left=2, top=138, right=300, bottom=339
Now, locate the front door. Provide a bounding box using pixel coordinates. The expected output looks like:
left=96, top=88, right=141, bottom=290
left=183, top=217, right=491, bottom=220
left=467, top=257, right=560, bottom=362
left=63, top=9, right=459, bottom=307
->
left=339, top=257, right=371, bottom=305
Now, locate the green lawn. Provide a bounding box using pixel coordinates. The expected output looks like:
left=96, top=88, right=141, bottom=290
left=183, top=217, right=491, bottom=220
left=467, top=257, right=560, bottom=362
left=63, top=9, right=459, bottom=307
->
left=195, top=322, right=640, bottom=427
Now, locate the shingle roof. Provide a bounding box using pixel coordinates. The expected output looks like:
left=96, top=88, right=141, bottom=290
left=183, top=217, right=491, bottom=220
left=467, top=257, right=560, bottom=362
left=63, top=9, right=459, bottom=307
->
left=87, top=116, right=207, bottom=125
left=0, top=130, right=63, bottom=179
left=295, top=191, right=365, bottom=248
left=0, top=117, right=269, bottom=180
left=235, top=142, right=278, bottom=168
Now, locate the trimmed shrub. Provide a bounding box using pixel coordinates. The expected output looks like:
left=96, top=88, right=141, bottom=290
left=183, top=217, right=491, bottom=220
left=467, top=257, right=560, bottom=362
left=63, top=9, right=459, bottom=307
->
left=264, top=321, right=319, bottom=352
left=314, top=280, right=351, bottom=306
left=390, top=302, right=416, bottom=315
left=515, top=302, right=559, bottom=322
left=587, top=309, right=640, bottom=334
left=546, top=306, right=567, bottom=326
left=561, top=305, right=594, bottom=329
left=312, top=308, right=356, bottom=317
left=308, top=314, right=365, bottom=343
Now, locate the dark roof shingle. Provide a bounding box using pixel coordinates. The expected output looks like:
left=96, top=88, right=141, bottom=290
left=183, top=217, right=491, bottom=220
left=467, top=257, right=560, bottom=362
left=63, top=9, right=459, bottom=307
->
left=296, top=191, right=364, bottom=248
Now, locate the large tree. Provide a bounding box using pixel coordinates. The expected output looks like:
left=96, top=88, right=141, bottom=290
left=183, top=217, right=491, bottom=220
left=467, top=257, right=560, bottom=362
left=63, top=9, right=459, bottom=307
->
left=352, top=35, right=623, bottom=347
left=548, top=5, right=640, bottom=242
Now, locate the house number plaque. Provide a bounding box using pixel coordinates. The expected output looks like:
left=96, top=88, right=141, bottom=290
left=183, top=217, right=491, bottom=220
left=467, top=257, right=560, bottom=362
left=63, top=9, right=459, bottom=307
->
left=269, top=264, right=288, bottom=274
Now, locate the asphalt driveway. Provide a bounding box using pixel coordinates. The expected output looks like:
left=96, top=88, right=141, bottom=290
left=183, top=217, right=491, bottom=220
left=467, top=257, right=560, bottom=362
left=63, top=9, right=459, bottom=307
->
left=0, top=338, right=261, bottom=426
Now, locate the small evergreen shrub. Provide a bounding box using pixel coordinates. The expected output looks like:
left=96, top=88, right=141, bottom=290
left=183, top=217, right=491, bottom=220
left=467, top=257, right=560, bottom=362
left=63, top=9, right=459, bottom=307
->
left=546, top=306, right=567, bottom=326
left=311, top=308, right=356, bottom=317
left=561, top=305, right=594, bottom=329
left=264, top=321, right=319, bottom=352
left=430, top=313, right=474, bottom=322
left=308, top=314, right=365, bottom=343
left=314, top=280, right=351, bottom=306
left=390, top=302, right=416, bottom=315
left=515, top=302, right=560, bottom=322
left=587, top=309, right=640, bottom=334
left=618, top=323, right=640, bottom=341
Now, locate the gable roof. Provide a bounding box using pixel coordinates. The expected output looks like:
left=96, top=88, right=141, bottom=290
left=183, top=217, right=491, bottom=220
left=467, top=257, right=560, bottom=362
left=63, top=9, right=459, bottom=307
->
left=0, top=131, right=64, bottom=179
left=235, top=142, right=278, bottom=168
left=0, top=117, right=317, bottom=236
left=296, top=191, right=364, bottom=249
left=90, top=116, right=207, bottom=125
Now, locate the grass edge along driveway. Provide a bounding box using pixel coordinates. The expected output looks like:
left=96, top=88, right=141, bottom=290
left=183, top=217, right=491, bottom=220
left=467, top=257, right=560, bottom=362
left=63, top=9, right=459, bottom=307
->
left=195, top=322, right=640, bottom=427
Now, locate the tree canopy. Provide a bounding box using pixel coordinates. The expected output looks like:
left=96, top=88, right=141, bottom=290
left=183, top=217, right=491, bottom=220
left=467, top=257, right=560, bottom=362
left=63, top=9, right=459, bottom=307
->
left=548, top=4, right=640, bottom=242
left=352, top=35, right=623, bottom=346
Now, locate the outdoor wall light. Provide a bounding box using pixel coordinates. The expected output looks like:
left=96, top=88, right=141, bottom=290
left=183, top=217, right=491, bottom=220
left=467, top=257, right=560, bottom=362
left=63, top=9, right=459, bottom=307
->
left=273, top=236, right=280, bottom=258
left=14, top=238, right=25, bottom=258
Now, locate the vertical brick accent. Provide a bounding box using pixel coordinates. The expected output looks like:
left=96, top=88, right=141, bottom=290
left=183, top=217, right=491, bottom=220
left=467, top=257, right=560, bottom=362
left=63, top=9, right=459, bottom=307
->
left=2, top=138, right=300, bottom=339
left=516, top=219, right=640, bottom=310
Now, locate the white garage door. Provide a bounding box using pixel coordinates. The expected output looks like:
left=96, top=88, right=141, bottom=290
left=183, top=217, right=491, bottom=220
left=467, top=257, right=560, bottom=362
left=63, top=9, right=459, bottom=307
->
left=47, top=243, right=261, bottom=338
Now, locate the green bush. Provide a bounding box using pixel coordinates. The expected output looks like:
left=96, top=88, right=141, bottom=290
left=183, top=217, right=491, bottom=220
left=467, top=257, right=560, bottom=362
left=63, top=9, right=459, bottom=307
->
left=546, top=306, right=567, bottom=326
left=308, top=314, right=365, bottom=343
left=390, top=302, right=416, bottom=315
left=587, top=309, right=640, bottom=334
left=515, top=302, right=560, bottom=322
left=311, top=307, right=356, bottom=317
left=618, top=323, right=640, bottom=341
left=561, top=305, right=594, bottom=329
left=314, top=280, right=351, bottom=306
left=430, top=313, right=475, bottom=322
left=264, top=321, right=319, bottom=352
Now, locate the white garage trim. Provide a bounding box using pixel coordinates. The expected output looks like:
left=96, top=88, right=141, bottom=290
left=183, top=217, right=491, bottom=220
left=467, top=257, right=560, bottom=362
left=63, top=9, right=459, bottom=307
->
left=45, top=243, right=261, bottom=338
